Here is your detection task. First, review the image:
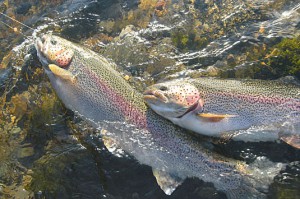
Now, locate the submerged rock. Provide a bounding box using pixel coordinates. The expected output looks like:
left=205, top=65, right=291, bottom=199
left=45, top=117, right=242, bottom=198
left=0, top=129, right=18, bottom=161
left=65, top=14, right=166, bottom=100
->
left=0, top=0, right=299, bottom=198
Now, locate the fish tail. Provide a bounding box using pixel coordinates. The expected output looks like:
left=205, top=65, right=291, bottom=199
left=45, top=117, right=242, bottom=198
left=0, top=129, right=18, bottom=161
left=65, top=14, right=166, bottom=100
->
left=225, top=156, right=285, bottom=199
left=247, top=156, right=285, bottom=186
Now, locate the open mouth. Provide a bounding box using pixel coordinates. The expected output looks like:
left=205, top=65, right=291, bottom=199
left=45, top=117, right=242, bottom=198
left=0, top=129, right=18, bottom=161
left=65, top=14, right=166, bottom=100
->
left=35, top=38, right=48, bottom=68
left=36, top=35, right=47, bottom=53
left=143, top=90, right=168, bottom=103
left=35, top=35, right=50, bottom=67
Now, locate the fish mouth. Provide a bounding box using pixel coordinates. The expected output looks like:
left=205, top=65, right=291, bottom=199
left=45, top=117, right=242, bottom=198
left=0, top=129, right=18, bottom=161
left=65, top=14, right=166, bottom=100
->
left=143, top=89, right=168, bottom=103
left=36, top=37, right=44, bottom=55
left=144, top=89, right=202, bottom=118
left=35, top=35, right=50, bottom=66
left=36, top=35, right=48, bottom=54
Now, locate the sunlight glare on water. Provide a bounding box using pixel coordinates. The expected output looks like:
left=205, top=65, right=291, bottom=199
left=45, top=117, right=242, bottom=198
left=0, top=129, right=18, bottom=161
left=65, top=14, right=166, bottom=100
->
left=0, top=0, right=299, bottom=198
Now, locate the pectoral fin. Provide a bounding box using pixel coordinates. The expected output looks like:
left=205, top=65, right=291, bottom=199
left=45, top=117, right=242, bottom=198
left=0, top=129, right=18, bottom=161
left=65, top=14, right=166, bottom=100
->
left=280, top=134, right=300, bottom=149
left=198, top=113, right=237, bottom=122
left=152, top=169, right=184, bottom=195
left=48, top=64, right=76, bottom=83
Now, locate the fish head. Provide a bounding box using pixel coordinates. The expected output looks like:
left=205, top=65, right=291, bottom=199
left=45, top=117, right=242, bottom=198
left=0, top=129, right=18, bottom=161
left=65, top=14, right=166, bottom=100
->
left=35, top=34, right=74, bottom=68
left=35, top=34, right=83, bottom=113
left=35, top=34, right=133, bottom=122
left=144, top=80, right=202, bottom=118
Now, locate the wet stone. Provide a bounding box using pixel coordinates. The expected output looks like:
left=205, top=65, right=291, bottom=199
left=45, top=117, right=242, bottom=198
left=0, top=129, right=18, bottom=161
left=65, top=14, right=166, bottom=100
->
left=17, top=146, right=34, bottom=158
left=16, top=3, right=32, bottom=15
left=226, top=54, right=236, bottom=66
left=276, top=76, right=300, bottom=86
left=0, top=0, right=300, bottom=198
left=206, top=66, right=220, bottom=76
left=0, top=2, right=7, bottom=13
left=10, top=127, right=21, bottom=135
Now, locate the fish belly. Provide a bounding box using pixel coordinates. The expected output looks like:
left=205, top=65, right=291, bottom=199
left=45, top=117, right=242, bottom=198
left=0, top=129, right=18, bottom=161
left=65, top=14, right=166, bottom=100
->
left=169, top=112, right=282, bottom=142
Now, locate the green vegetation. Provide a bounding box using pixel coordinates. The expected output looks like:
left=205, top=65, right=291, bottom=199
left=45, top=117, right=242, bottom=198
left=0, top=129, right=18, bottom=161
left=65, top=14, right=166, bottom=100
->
left=171, top=30, right=208, bottom=51
left=267, top=36, right=300, bottom=79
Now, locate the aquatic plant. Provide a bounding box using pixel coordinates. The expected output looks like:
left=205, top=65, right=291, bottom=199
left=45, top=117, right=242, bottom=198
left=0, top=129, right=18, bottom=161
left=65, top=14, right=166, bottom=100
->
left=171, top=30, right=208, bottom=51
left=267, top=36, right=300, bottom=79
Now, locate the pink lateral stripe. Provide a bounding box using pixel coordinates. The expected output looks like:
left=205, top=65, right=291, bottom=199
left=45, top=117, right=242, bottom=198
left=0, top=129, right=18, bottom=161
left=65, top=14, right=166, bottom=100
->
left=83, top=66, right=148, bottom=129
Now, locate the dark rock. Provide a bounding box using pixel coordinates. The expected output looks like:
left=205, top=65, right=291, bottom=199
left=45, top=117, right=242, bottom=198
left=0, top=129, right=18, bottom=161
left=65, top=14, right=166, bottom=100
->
left=16, top=3, right=32, bottom=15
left=276, top=76, right=300, bottom=86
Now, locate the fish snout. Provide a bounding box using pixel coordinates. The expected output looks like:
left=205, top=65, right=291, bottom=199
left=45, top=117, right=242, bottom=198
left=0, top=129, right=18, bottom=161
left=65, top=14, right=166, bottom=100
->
left=36, top=34, right=51, bottom=55
left=143, top=89, right=168, bottom=103
left=36, top=37, right=44, bottom=53
left=36, top=35, right=50, bottom=66
left=41, top=34, right=48, bottom=43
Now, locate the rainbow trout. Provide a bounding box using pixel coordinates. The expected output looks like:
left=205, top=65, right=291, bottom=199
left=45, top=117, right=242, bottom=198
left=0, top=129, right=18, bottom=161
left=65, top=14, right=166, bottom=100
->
left=35, top=34, right=284, bottom=198
left=143, top=78, right=300, bottom=148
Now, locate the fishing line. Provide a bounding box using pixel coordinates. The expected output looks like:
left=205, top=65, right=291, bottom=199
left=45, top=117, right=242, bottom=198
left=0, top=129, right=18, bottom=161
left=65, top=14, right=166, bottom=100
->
left=0, top=12, right=35, bottom=31
left=0, top=20, right=31, bottom=39
left=1, top=11, right=82, bottom=44
left=0, top=9, right=96, bottom=46
left=0, top=20, right=16, bottom=31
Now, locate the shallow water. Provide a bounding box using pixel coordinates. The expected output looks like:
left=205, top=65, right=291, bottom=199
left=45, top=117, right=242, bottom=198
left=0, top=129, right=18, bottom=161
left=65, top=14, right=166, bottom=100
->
left=0, top=0, right=300, bottom=198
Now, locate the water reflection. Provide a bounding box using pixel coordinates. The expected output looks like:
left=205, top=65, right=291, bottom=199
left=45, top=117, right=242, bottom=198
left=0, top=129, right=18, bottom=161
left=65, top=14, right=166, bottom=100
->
left=0, top=0, right=300, bottom=198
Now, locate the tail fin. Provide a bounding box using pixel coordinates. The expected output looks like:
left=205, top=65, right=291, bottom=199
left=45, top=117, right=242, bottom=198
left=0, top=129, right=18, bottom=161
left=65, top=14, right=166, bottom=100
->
left=247, top=156, right=285, bottom=190
left=225, top=156, right=285, bottom=199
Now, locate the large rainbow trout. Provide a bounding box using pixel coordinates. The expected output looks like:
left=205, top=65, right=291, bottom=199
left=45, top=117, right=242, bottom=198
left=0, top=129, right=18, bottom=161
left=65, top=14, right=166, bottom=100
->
left=143, top=78, right=300, bottom=148
left=35, top=34, right=284, bottom=198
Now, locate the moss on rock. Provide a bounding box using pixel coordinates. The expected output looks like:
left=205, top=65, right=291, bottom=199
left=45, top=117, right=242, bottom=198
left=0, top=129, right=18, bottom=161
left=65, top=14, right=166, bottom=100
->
left=267, top=36, right=300, bottom=79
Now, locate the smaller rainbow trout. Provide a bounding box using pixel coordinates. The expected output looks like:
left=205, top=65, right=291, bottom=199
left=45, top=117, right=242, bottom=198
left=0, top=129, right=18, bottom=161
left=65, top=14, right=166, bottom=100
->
left=35, top=34, right=284, bottom=198
left=144, top=78, right=300, bottom=148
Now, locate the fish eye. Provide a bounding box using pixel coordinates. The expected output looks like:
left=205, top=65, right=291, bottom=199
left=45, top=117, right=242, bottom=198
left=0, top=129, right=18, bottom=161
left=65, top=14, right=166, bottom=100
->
left=50, top=40, right=57, bottom=45
left=159, top=86, right=168, bottom=91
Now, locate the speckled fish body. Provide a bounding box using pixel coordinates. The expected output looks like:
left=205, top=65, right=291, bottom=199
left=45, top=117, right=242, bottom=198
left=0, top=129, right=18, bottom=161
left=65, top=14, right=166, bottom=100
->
left=144, top=78, right=300, bottom=144
left=35, top=34, right=284, bottom=198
